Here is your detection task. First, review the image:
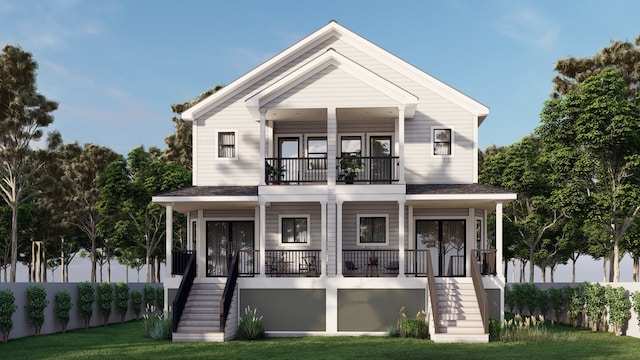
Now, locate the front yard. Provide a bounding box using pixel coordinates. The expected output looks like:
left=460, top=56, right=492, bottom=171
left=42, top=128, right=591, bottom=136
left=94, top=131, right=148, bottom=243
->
left=2, top=320, right=639, bottom=359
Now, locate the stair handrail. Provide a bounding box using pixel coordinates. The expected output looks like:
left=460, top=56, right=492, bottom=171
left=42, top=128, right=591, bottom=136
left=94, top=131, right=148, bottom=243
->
left=172, top=250, right=196, bottom=333
left=425, top=249, right=440, bottom=334
left=220, top=251, right=240, bottom=331
left=470, top=250, right=489, bottom=333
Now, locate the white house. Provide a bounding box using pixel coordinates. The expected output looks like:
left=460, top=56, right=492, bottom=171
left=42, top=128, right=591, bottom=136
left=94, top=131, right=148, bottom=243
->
left=153, top=20, right=516, bottom=343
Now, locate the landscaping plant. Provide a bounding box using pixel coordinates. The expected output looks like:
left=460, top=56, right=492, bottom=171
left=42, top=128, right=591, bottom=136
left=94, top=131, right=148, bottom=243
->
left=131, top=290, right=143, bottom=320
left=566, top=286, right=583, bottom=327
left=504, top=287, right=515, bottom=313
left=144, top=285, right=156, bottom=314
left=25, top=285, right=49, bottom=335
left=547, top=287, right=566, bottom=324
left=536, top=287, right=549, bottom=319
left=582, top=282, right=605, bottom=331
left=142, top=312, right=172, bottom=339
left=396, top=306, right=429, bottom=339
left=0, top=288, right=17, bottom=343
left=54, top=290, right=73, bottom=333
left=115, top=282, right=130, bottom=322
left=156, top=286, right=164, bottom=312
left=499, top=314, right=575, bottom=342
left=632, top=291, right=640, bottom=328
left=78, top=281, right=95, bottom=328
left=98, top=282, right=114, bottom=325
left=604, top=285, right=631, bottom=336
left=237, top=306, right=265, bottom=340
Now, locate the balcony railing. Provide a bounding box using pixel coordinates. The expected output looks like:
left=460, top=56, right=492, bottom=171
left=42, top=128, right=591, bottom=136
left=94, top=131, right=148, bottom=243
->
left=337, top=156, right=399, bottom=184
left=265, top=249, right=321, bottom=277
left=342, top=249, right=399, bottom=277
left=265, top=158, right=327, bottom=184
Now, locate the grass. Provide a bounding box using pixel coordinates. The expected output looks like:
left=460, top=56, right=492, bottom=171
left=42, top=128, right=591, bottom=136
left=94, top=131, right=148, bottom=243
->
left=1, top=320, right=640, bottom=360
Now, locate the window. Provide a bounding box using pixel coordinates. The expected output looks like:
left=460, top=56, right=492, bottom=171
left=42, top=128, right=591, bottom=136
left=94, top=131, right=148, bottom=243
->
left=217, top=131, right=236, bottom=158
left=433, top=128, right=452, bottom=156
left=307, top=137, right=327, bottom=169
left=280, top=216, right=309, bottom=244
left=357, top=215, right=388, bottom=245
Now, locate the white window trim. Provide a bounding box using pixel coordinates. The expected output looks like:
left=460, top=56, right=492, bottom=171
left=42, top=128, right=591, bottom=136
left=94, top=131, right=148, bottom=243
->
left=338, top=133, right=364, bottom=155
left=356, top=214, right=389, bottom=246
left=430, top=126, right=454, bottom=158
left=365, top=132, right=394, bottom=157
left=304, top=133, right=328, bottom=171
left=278, top=214, right=311, bottom=247
left=215, top=129, right=238, bottom=160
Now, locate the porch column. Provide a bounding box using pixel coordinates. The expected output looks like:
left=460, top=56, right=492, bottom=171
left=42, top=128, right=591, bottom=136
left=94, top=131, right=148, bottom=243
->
left=259, top=201, right=267, bottom=277
left=397, top=106, right=405, bottom=184
left=320, top=200, right=327, bottom=278
left=260, top=109, right=267, bottom=185
left=197, top=210, right=206, bottom=278
left=164, top=203, right=173, bottom=314
left=495, top=201, right=504, bottom=278
left=327, top=107, right=337, bottom=186
left=398, top=200, right=405, bottom=277
left=336, top=199, right=344, bottom=277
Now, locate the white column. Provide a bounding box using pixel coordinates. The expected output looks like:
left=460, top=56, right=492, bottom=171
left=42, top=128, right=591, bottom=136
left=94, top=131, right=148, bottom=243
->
left=321, top=200, right=327, bottom=278
left=397, top=106, right=405, bottom=184
left=336, top=199, right=344, bottom=277
left=408, top=205, right=414, bottom=250
left=260, top=109, right=267, bottom=185
left=164, top=203, right=173, bottom=314
left=197, top=210, right=205, bottom=278
left=259, top=201, right=267, bottom=277
left=495, top=201, right=504, bottom=279
left=327, top=107, right=337, bottom=186
left=398, top=200, right=405, bottom=277
left=467, top=208, right=475, bottom=277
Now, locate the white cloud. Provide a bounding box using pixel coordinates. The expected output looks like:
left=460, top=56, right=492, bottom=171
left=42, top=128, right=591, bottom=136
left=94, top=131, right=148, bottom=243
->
left=494, top=2, right=559, bottom=50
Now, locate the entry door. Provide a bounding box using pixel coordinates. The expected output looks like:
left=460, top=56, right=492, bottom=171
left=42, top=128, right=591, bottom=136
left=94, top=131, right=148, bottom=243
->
left=206, top=221, right=254, bottom=277
left=369, top=136, right=392, bottom=183
left=416, top=220, right=466, bottom=277
left=278, top=138, right=299, bottom=183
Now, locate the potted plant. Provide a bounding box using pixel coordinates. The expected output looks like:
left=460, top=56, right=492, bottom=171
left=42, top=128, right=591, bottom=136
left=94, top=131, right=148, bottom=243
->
left=338, top=151, right=363, bottom=184
left=266, top=162, right=286, bottom=184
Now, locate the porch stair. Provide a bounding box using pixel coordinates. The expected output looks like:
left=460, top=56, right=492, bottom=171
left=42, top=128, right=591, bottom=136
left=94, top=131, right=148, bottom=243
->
left=430, top=278, right=488, bottom=343
left=172, top=282, right=226, bottom=342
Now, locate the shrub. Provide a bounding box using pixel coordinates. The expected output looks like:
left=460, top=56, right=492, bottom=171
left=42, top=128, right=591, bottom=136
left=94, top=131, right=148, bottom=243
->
left=237, top=306, right=265, bottom=340
left=566, top=286, right=583, bottom=327
left=143, top=313, right=172, bottom=339
left=396, top=306, right=428, bottom=339
left=536, top=288, right=549, bottom=318
left=156, top=286, right=164, bottom=311
left=604, top=285, right=631, bottom=336
left=547, top=287, right=565, bottom=324
left=0, top=289, right=17, bottom=343
left=131, top=290, right=143, bottom=320
left=78, top=281, right=95, bottom=328
left=632, top=291, right=640, bottom=328
left=25, top=285, right=49, bottom=335
left=54, top=290, right=73, bottom=333
left=488, top=317, right=501, bottom=341
left=144, top=285, right=156, bottom=314
left=98, top=282, right=114, bottom=325
left=115, top=282, right=130, bottom=322
left=504, top=287, right=515, bottom=313
left=511, top=283, right=537, bottom=315
left=582, top=282, right=605, bottom=331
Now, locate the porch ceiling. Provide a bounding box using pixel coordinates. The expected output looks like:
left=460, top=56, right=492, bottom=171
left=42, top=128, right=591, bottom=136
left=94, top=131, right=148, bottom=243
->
left=264, top=107, right=399, bottom=121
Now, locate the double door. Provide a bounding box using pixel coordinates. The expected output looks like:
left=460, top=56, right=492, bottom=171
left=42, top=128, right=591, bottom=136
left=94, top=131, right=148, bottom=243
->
left=415, top=220, right=466, bottom=277
left=206, top=221, right=254, bottom=277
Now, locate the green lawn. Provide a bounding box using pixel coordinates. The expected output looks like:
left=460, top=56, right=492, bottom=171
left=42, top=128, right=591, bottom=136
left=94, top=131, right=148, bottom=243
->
left=2, top=321, right=640, bottom=360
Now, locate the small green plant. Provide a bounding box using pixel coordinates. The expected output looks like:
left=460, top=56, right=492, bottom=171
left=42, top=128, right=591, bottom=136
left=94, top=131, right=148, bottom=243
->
left=78, top=281, right=95, bottom=328
left=604, top=285, right=631, bottom=336
left=0, top=289, right=17, bottom=343
left=547, top=287, right=566, bottom=324
left=131, top=290, right=143, bottom=320
left=156, top=286, right=164, bottom=311
left=144, top=285, right=156, bottom=314
left=98, top=282, right=114, bottom=325
left=396, top=306, right=428, bottom=339
left=566, top=286, right=583, bottom=327
left=25, top=285, right=49, bottom=336
left=237, top=306, right=265, bottom=340
left=54, top=290, right=73, bottom=333
left=582, top=282, right=605, bottom=331
left=142, top=312, right=172, bottom=339
left=115, top=282, right=130, bottom=322
left=488, top=317, right=501, bottom=341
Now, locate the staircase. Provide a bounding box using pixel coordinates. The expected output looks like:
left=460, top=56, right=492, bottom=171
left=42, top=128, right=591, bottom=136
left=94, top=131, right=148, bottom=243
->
left=430, top=278, right=488, bottom=343
left=172, top=282, right=227, bottom=342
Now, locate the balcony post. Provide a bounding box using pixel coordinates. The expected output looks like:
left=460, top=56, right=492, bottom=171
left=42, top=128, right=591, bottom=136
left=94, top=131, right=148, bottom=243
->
left=327, top=107, right=336, bottom=186
left=165, top=203, right=173, bottom=314
left=259, top=200, right=267, bottom=277
left=336, top=199, right=344, bottom=277
left=260, top=109, right=267, bottom=185
left=398, top=199, right=405, bottom=277
left=320, top=200, right=327, bottom=277
left=397, top=106, right=405, bottom=184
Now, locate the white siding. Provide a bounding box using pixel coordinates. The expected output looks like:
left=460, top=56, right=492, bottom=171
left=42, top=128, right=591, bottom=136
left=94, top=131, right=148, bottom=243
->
left=264, top=202, right=322, bottom=249
left=341, top=202, right=399, bottom=248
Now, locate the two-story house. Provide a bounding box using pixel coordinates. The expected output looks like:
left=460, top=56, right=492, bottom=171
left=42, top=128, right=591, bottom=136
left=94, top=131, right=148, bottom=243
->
left=153, top=20, right=516, bottom=343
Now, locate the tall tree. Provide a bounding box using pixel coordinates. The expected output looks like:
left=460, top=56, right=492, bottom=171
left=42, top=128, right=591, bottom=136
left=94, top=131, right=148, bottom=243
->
left=0, top=45, right=58, bottom=281
left=538, top=68, right=640, bottom=282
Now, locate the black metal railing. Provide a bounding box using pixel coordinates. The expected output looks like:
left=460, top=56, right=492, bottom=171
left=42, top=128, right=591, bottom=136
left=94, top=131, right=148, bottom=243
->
left=220, top=252, right=239, bottom=331
left=238, top=249, right=259, bottom=276
left=172, top=251, right=196, bottom=332
left=404, top=249, right=431, bottom=276
left=265, top=158, right=327, bottom=184
left=476, top=249, right=497, bottom=275
left=265, top=249, right=321, bottom=277
left=342, top=249, right=399, bottom=277
left=336, top=156, right=400, bottom=184
left=171, top=249, right=195, bottom=275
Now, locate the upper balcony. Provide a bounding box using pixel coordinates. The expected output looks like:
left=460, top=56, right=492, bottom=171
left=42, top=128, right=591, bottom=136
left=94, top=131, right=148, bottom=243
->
left=265, top=156, right=400, bottom=185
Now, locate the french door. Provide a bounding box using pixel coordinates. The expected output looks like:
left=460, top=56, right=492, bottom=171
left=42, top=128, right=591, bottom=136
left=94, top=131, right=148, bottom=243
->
left=369, top=136, right=392, bottom=183
left=416, top=220, right=466, bottom=277
left=206, top=221, right=254, bottom=277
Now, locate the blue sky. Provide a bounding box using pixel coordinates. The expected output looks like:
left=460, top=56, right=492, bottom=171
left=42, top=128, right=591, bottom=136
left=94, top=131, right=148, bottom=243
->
left=2, top=0, right=640, bottom=282
left=2, top=0, right=640, bottom=155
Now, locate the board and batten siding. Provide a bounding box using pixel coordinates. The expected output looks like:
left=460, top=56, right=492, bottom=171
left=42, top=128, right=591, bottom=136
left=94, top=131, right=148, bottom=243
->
left=341, top=202, right=399, bottom=248
left=264, top=202, right=323, bottom=249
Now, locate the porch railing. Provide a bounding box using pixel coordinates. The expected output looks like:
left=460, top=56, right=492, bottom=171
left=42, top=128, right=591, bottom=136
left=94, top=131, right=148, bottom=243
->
left=342, top=249, right=399, bottom=276
left=404, top=249, right=430, bottom=276
left=171, top=249, right=195, bottom=275
left=220, top=251, right=239, bottom=331
left=476, top=249, right=497, bottom=275
left=238, top=249, right=259, bottom=276
left=265, top=249, right=321, bottom=277
left=471, top=250, right=489, bottom=334
left=336, top=156, right=400, bottom=184
left=265, top=158, right=327, bottom=184
left=172, top=251, right=196, bottom=333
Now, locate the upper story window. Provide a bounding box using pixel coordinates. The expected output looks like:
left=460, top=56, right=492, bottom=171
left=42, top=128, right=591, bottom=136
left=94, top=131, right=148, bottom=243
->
left=280, top=215, right=310, bottom=244
left=307, top=137, right=327, bottom=170
left=357, top=214, right=389, bottom=246
left=433, top=128, right=452, bottom=156
left=217, top=130, right=237, bottom=159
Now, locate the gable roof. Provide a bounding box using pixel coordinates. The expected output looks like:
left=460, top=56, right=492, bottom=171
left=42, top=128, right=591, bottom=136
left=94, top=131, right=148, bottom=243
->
left=181, top=20, right=489, bottom=122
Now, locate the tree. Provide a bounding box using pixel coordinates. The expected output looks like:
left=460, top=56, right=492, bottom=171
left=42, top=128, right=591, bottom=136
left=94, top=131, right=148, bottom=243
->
left=538, top=68, right=640, bottom=282
left=0, top=45, right=58, bottom=281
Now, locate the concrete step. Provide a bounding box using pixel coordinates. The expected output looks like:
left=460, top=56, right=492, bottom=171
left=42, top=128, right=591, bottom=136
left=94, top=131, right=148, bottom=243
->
left=172, top=332, right=224, bottom=342
left=430, top=333, right=488, bottom=343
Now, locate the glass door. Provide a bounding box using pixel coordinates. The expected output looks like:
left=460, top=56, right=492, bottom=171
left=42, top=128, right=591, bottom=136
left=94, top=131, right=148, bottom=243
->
left=206, top=221, right=254, bottom=277
left=416, top=220, right=466, bottom=277
left=278, top=138, right=299, bottom=183
left=369, top=136, right=392, bottom=183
